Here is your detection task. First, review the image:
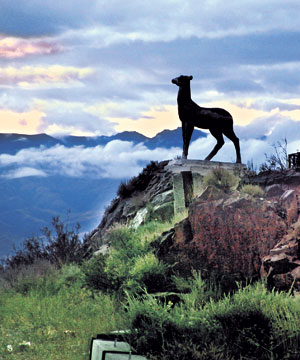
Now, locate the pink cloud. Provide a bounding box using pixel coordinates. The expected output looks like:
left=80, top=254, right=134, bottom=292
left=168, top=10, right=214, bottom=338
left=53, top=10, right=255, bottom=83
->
left=0, top=37, right=62, bottom=59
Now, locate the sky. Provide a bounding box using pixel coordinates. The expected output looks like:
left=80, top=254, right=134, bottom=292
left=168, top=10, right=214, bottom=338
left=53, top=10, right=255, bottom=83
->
left=0, top=0, right=300, bottom=172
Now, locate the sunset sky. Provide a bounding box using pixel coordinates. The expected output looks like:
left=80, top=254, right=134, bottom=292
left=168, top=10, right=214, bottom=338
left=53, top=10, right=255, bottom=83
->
left=0, top=1, right=300, bottom=166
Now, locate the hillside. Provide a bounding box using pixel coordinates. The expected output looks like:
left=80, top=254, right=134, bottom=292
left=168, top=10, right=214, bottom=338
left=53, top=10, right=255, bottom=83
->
left=2, top=161, right=300, bottom=360
left=88, top=161, right=300, bottom=291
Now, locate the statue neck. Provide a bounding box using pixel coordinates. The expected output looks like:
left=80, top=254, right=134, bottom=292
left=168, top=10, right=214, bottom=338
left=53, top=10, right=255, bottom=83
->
left=177, top=85, right=191, bottom=104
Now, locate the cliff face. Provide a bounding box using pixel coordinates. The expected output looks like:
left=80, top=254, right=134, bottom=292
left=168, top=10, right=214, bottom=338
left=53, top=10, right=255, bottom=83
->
left=89, top=162, right=300, bottom=290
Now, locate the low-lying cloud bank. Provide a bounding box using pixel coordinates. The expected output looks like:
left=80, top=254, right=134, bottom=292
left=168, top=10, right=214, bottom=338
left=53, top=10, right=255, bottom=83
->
left=1, top=123, right=299, bottom=180
left=0, top=141, right=179, bottom=179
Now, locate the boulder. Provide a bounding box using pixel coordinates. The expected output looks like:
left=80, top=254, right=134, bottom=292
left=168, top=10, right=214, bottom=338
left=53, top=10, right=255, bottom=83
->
left=152, top=201, right=174, bottom=222
left=261, top=219, right=300, bottom=290
left=151, top=189, right=174, bottom=205
left=131, top=208, right=149, bottom=229
left=279, top=189, right=300, bottom=225
left=264, top=184, right=285, bottom=198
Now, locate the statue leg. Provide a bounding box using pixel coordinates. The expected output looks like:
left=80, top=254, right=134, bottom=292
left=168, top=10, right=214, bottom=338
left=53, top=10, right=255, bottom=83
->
left=182, top=121, right=194, bottom=159
left=223, top=128, right=241, bottom=163
left=205, top=129, right=224, bottom=161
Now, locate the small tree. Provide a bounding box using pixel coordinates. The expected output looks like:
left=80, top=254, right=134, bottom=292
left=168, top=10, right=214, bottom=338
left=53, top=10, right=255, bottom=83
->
left=260, top=138, right=288, bottom=172
left=43, top=216, right=85, bottom=266
left=4, top=216, right=87, bottom=269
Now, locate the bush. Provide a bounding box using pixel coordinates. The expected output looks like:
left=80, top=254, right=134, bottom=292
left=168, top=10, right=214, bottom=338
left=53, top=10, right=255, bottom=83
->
left=82, top=253, right=118, bottom=294
left=260, top=138, right=288, bottom=172
left=241, top=184, right=264, bottom=198
left=83, top=226, right=172, bottom=295
left=0, top=260, right=58, bottom=294
left=83, top=226, right=148, bottom=294
left=124, top=281, right=300, bottom=360
left=117, top=161, right=160, bottom=199
left=42, top=216, right=87, bottom=266
left=127, top=253, right=169, bottom=293
left=5, top=216, right=87, bottom=269
left=173, top=272, right=222, bottom=309
left=203, top=168, right=239, bottom=193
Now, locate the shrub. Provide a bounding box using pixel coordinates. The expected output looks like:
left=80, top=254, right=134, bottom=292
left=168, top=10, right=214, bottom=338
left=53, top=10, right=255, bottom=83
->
left=202, top=168, right=239, bottom=193
left=83, top=226, right=173, bottom=295
left=260, top=138, right=288, bottom=172
left=59, top=263, right=85, bottom=288
left=82, top=253, right=119, bottom=294
left=241, top=184, right=264, bottom=198
left=127, top=253, right=169, bottom=293
left=173, top=272, right=222, bottom=309
left=124, top=282, right=300, bottom=360
left=83, top=226, right=151, bottom=294
left=5, top=216, right=87, bottom=269
left=42, top=216, right=86, bottom=266
left=117, top=161, right=160, bottom=199
left=0, top=260, right=57, bottom=294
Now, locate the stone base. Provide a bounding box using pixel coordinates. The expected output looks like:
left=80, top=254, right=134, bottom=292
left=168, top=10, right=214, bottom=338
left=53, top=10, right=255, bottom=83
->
left=166, top=159, right=246, bottom=214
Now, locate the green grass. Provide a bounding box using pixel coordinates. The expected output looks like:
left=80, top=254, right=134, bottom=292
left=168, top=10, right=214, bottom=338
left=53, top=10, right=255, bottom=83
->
left=133, top=208, right=188, bottom=245
left=124, top=280, right=300, bottom=359
left=0, top=268, right=123, bottom=360
left=2, top=262, right=300, bottom=360
left=2, top=213, right=300, bottom=360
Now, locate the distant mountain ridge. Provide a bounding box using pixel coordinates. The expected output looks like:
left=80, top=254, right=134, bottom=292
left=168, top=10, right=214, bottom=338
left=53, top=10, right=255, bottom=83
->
left=0, top=127, right=207, bottom=154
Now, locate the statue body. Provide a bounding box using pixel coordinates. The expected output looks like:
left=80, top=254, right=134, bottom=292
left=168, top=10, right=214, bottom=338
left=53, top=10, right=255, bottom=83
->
left=172, top=75, right=241, bottom=163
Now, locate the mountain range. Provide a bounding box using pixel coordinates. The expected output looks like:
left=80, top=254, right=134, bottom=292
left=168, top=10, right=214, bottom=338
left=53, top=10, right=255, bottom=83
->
left=0, top=127, right=206, bottom=155
left=0, top=127, right=206, bottom=258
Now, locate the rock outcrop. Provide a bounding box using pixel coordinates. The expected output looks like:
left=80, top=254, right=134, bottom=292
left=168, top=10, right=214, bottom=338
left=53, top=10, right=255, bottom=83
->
left=245, top=168, right=300, bottom=189
left=154, top=187, right=288, bottom=285
left=88, top=161, right=174, bottom=247
left=260, top=187, right=300, bottom=291
left=89, top=160, right=300, bottom=291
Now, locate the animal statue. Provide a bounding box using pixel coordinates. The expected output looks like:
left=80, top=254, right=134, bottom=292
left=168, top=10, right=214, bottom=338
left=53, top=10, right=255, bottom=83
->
left=172, top=75, right=241, bottom=163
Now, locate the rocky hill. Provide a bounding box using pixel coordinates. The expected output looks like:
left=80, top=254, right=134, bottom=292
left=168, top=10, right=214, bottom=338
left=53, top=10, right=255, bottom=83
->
left=88, top=161, right=300, bottom=291
left=88, top=161, right=174, bottom=247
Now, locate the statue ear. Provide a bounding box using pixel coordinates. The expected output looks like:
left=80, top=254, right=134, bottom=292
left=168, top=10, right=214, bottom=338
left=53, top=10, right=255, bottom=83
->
left=189, top=76, right=193, bottom=80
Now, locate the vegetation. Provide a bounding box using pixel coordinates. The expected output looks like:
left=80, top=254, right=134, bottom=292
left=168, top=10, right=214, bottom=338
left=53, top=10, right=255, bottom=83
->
left=0, top=264, right=122, bottom=360
left=2, top=212, right=300, bottom=360
left=202, top=167, right=239, bottom=193
left=4, top=216, right=90, bottom=269
left=2, top=160, right=300, bottom=359
left=260, top=138, right=288, bottom=172
left=83, top=216, right=186, bottom=296
left=240, top=184, right=264, bottom=198
left=117, top=161, right=161, bottom=199
left=124, top=280, right=300, bottom=359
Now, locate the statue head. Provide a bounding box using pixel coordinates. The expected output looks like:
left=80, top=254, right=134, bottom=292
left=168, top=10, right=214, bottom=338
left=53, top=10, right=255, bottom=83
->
left=171, top=75, right=193, bottom=86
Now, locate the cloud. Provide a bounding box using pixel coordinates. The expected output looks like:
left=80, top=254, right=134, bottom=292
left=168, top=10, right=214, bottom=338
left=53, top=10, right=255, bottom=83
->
left=1, top=0, right=300, bottom=41
left=2, top=167, right=47, bottom=179
left=0, top=141, right=181, bottom=179
left=0, top=65, right=93, bottom=88
left=0, top=0, right=299, bottom=148
left=33, top=99, right=116, bottom=136
left=0, top=116, right=299, bottom=180
left=0, top=0, right=94, bottom=37
left=0, top=37, right=62, bottom=59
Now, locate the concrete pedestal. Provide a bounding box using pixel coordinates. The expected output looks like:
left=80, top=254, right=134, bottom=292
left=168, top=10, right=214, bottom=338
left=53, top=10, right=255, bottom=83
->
left=166, top=159, right=246, bottom=214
